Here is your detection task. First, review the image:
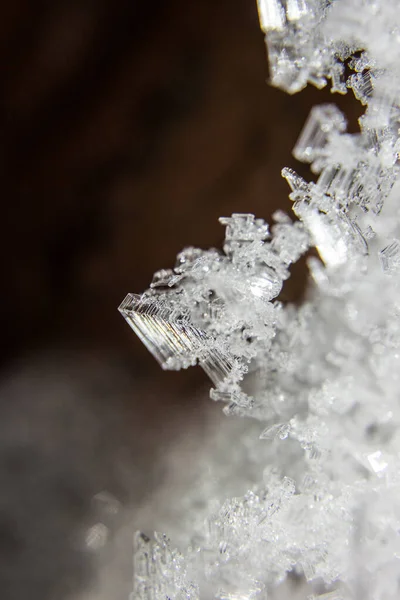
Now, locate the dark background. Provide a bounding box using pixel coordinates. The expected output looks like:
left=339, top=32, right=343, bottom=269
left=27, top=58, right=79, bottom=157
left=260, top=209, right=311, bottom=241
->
left=0, top=2, right=360, bottom=599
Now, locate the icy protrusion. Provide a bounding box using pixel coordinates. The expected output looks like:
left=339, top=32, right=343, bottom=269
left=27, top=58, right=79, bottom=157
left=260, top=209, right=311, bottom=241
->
left=120, top=213, right=311, bottom=395
left=118, top=293, right=239, bottom=387
left=220, top=213, right=270, bottom=246
left=257, top=0, right=310, bottom=32
left=118, top=293, right=204, bottom=371
left=293, top=105, right=348, bottom=166
left=348, top=70, right=375, bottom=105
left=262, top=0, right=359, bottom=94
left=257, top=0, right=285, bottom=31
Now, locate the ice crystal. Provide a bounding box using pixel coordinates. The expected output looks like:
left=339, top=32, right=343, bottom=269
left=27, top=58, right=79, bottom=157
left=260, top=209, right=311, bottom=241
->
left=120, top=1, right=400, bottom=598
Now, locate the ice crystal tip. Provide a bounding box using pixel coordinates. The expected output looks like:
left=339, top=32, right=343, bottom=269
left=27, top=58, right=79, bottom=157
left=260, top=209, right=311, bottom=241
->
left=293, top=104, right=347, bottom=165
left=122, top=1, right=400, bottom=598
left=219, top=213, right=270, bottom=243
left=257, top=0, right=310, bottom=33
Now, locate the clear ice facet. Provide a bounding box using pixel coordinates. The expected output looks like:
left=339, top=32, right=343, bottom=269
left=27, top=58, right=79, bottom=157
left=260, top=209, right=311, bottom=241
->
left=293, top=104, right=348, bottom=165
left=257, top=0, right=286, bottom=32
left=118, top=293, right=202, bottom=370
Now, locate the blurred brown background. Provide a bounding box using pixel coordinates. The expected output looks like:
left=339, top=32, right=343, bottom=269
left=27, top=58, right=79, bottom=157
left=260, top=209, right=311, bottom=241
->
left=1, top=0, right=332, bottom=370
left=0, top=2, right=360, bottom=599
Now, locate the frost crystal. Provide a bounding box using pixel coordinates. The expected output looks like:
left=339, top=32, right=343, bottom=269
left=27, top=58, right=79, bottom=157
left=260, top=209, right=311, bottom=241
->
left=121, top=1, right=400, bottom=599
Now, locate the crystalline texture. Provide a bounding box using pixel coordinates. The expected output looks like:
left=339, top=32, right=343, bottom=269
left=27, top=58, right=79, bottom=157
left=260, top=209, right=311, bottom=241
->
left=132, top=532, right=199, bottom=600
left=119, top=293, right=201, bottom=370
left=257, top=0, right=285, bottom=31
left=118, top=293, right=235, bottom=386
left=292, top=104, right=348, bottom=167
left=120, top=212, right=309, bottom=405
left=121, top=1, right=400, bottom=599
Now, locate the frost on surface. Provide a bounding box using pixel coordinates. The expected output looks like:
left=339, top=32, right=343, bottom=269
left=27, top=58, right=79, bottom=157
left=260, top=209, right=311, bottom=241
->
left=120, top=1, right=400, bottom=599
left=120, top=212, right=309, bottom=415
left=132, top=532, right=199, bottom=600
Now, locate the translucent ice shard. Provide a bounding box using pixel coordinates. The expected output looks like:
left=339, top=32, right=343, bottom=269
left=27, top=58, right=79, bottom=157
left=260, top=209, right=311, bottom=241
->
left=118, top=292, right=236, bottom=387
left=118, top=293, right=203, bottom=371
left=257, top=0, right=310, bottom=33
left=257, top=0, right=285, bottom=31
left=293, top=104, right=348, bottom=166
left=348, top=70, right=375, bottom=105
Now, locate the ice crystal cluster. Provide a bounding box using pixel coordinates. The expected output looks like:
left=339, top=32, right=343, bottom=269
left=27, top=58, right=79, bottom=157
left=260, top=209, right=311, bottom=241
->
left=120, top=1, right=400, bottom=599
